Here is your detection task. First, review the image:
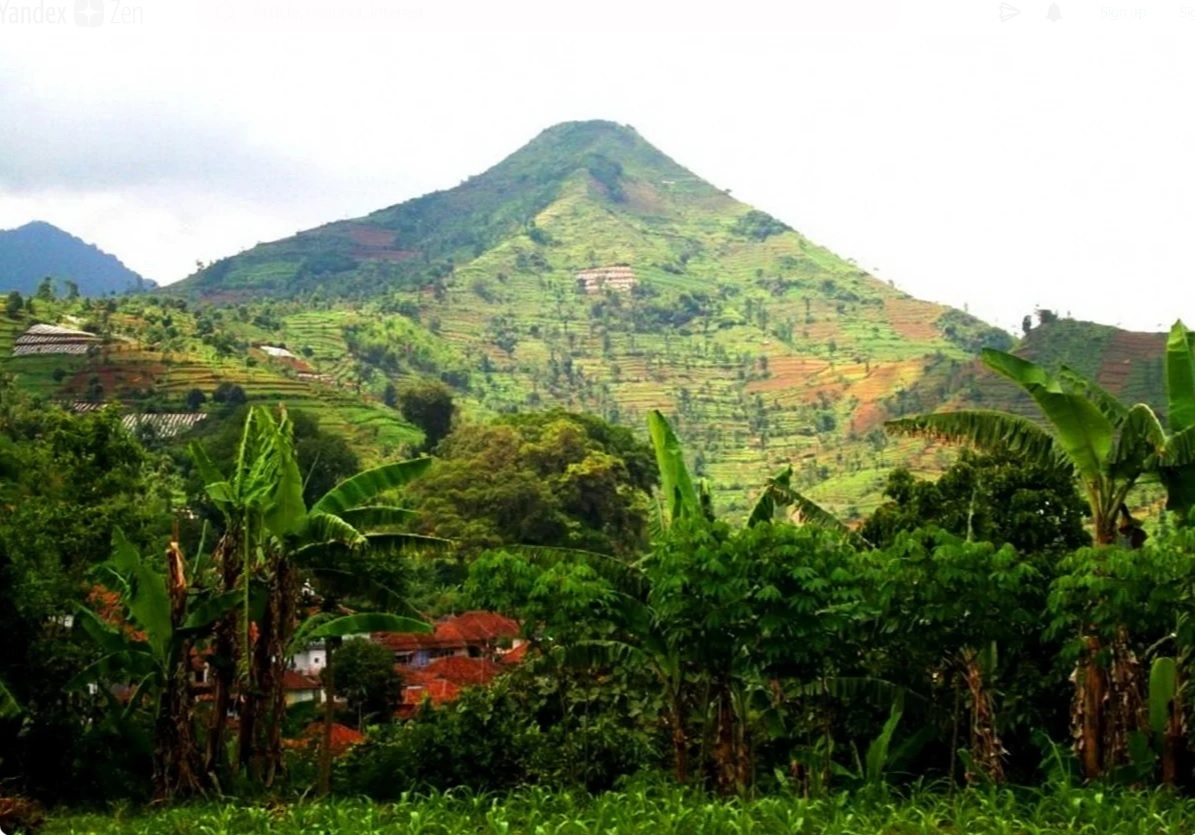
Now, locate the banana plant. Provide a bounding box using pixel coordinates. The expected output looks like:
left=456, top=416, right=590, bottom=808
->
left=1159, top=321, right=1195, bottom=522
left=886, top=322, right=1195, bottom=780
left=747, top=463, right=865, bottom=545
left=70, top=528, right=241, bottom=799
left=649, top=410, right=848, bottom=536
left=886, top=327, right=1195, bottom=545
left=190, top=405, right=443, bottom=786
left=647, top=410, right=704, bottom=529
left=564, top=598, right=691, bottom=783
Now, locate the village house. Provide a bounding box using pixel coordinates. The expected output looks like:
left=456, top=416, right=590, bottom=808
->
left=290, top=639, right=331, bottom=677
left=373, top=611, right=523, bottom=668
left=374, top=611, right=525, bottom=714
left=575, top=265, right=637, bottom=294
left=11, top=323, right=101, bottom=356
left=189, top=613, right=526, bottom=719
left=283, top=670, right=323, bottom=707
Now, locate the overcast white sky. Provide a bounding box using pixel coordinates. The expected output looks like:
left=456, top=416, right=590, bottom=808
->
left=0, top=0, right=1191, bottom=333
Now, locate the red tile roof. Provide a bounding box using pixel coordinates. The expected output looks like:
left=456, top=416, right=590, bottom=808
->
left=374, top=611, right=520, bottom=653
left=422, top=655, right=505, bottom=687
left=401, top=678, right=460, bottom=706
left=284, top=722, right=365, bottom=757
left=499, top=642, right=529, bottom=665
left=284, top=670, right=321, bottom=691
left=451, top=611, right=520, bottom=641
left=396, top=654, right=513, bottom=711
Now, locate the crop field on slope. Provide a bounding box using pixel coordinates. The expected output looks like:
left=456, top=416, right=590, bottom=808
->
left=43, top=787, right=1195, bottom=834
left=0, top=314, right=22, bottom=353
left=0, top=311, right=423, bottom=464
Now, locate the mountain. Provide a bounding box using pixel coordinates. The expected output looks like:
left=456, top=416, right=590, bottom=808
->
left=910, top=317, right=1168, bottom=421
left=0, top=221, right=152, bottom=297
left=170, top=120, right=1021, bottom=515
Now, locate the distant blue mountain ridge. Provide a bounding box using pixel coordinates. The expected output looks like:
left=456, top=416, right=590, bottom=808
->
left=0, top=221, right=153, bottom=296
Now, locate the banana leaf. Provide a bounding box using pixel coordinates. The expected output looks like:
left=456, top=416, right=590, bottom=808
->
left=309, top=613, right=433, bottom=639
left=886, top=410, right=1067, bottom=470
left=312, top=458, right=433, bottom=517
left=647, top=410, right=701, bottom=527
left=1166, top=321, right=1195, bottom=431
left=0, top=678, right=20, bottom=719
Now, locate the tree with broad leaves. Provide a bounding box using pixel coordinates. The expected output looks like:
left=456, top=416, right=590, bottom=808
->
left=190, top=405, right=440, bottom=789
left=884, top=320, right=1195, bottom=780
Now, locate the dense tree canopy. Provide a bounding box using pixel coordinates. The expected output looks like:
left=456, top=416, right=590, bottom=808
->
left=405, top=410, right=656, bottom=556
left=324, top=639, right=404, bottom=729
left=398, top=379, right=456, bottom=453
left=0, top=386, right=173, bottom=798
left=860, top=449, right=1091, bottom=555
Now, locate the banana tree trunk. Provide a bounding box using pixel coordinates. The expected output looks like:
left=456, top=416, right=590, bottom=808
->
left=669, top=695, right=689, bottom=785
left=154, top=533, right=204, bottom=799
left=713, top=683, right=736, bottom=794
left=1162, top=685, right=1184, bottom=786
left=1075, top=632, right=1106, bottom=780
left=204, top=533, right=241, bottom=783
left=711, top=679, right=750, bottom=795
left=239, top=554, right=290, bottom=785
left=1103, top=626, right=1146, bottom=775
left=961, top=649, right=1005, bottom=784
left=1072, top=521, right=1148, bottom=781
left=1073, top=520, right=1117, bottom=780
left=318, top=636, right=342, bottom=796
left=263, top=558, right=298, bottom=787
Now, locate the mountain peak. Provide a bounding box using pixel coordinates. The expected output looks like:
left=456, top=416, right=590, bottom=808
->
left=14, top=220, right=70, bottom=237
left=526, top=119, right=641, bottom=152
left=493, top=119, right=696, bottom=186
left=537, top=118, right=638, bottom=138
left=182, top=121, right=760, bottom=296
left=0, top=221, right=150, bottom=296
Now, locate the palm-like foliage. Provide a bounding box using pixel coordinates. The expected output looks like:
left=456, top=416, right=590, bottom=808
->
left=886, top=321, right=1195, bottom=781
left=1159, top=322, right=1195, bottom=518
left=647, top=410, right=703, bottom=528
left=886, top=326, right=1195, bottom=544
left=644, top=411, right=864, bottom=792
left=648, top=409, right=848, bottom=537
left=190, top=405, right=440, bottom=787
left=0, top=677, right=20, bottom=720
left=71, top=529, right=241, bottom=798
left=747, top=464, right=863, bottom=543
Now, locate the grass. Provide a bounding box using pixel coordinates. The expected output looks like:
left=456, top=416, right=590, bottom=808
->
left=42, top=785, right=1195, bottom=834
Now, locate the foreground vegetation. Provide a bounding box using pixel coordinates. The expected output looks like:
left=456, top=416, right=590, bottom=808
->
left=6, top=318, right=1195, bottom=832
left=43, top=785, right=1195, bottom=834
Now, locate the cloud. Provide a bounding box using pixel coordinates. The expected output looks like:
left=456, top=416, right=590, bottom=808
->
left=0, top=80, right=327, bottom=201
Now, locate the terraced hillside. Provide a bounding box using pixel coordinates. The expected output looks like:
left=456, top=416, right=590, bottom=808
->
left=907, top=318, right=1169, bottom=422
left=0, top=309, right=422, bottom=462
left=170, top=120, right=1021, bottom=516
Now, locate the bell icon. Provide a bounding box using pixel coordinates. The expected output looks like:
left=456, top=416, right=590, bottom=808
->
left=1046, top=2, right=1062, bottom=21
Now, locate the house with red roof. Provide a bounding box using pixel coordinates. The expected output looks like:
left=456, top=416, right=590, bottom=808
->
left=283, top=670, right=323, bottom=707
left=374, top=610, right=522, bottom=668
left=378, top=611, right=527, bottom=715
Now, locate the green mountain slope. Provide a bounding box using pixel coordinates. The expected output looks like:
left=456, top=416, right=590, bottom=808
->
left=914, top=318, right=1168, bottom=422
left=169, top=120, right=1017, bottom=516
